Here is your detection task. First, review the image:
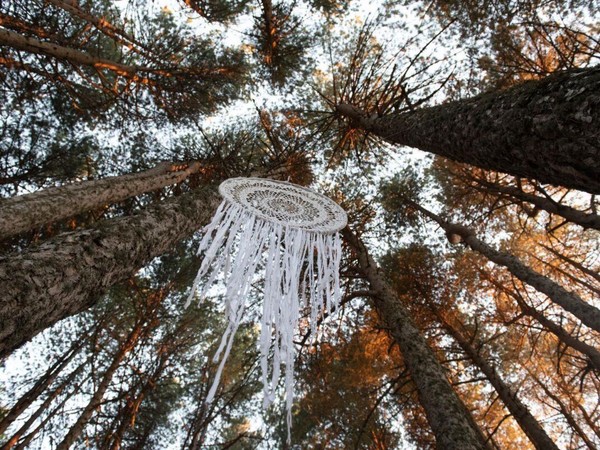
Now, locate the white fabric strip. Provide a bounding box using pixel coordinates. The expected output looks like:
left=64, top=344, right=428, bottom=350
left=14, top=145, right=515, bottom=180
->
left=187, top=187, right=345, bottom=443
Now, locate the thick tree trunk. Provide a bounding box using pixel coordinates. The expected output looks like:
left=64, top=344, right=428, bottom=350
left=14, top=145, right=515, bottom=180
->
left=0, top=161, right=201, bottom=241
left=337, top=67, right=600, bottom=194
left=0, top=185, right=220, bottom=358
left=410, top=200, right=600, bottom=333
left=437, top=313, right=559, bottom=450
left=342, top=228, right=488, bottom=450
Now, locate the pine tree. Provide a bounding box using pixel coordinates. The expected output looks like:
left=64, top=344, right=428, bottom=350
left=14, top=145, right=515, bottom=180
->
left=337, top=67, right=600, bottom=194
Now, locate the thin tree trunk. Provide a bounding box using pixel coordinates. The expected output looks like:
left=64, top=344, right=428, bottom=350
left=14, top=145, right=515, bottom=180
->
left=44, top=0, right=158, bottom=64
left=0, top=338, right=82, bottom=436
left=470, top=177, right=600, bottom=230
left=436, top=312, right=559, bottom=450
left=410, top=200, right=600, bottom=333
left=260, top=0, right=276, bottom=66
left=0, top=161, right=201, bottom=240
left=1, top=360, right=88, bottom=450
left=337, top=67, right=600, bottom=194
left=528, top=371, right=598, bottom=450
left=342, top=227, right=488, bottom=450
left=0, top=26, right=229, bottom=81
left=0, top=184, right=220, bottom=358
left=482, top=272, right=600, bottom=372
left=56, top=318, right=149, bottom=450
left=107, top=352, right=169, bottom=450
left=540, top=243, right=600, bottom=285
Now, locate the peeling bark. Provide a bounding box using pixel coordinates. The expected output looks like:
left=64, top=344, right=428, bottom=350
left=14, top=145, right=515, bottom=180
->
left=337, top=68, right=600, bottom=194
left=342, top=228, right=488, bottom=450
left=0, top=161, right=201, bottom=241
left=0, top=185, right=220, bottom=358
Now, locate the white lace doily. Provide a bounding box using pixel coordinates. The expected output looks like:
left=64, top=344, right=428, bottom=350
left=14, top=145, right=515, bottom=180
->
left=219, top=177, right=348, bottom=233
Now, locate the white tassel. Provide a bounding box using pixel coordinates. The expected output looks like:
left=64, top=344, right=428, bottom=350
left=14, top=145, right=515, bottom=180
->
left=187, top=198, right=344, bottom=443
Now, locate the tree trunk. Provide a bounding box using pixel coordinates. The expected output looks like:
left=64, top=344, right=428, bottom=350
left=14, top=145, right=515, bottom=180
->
left=106, top=350, right=170, bottom=449
left=43, top=0, right=157, bottom=63
left=342, top=228, right=489, bottom=450
left=528, top=372, right=598, bottom=450
left=0, top=185, right=220, bottom=358
left=0, top=339, right=82, bottom=436
left=471, top=178, right=600, bottom=230
left=0, top=26, right=228, bottom=81
left=436, top=312, right=559, bottom=450
left=337, top=67, right=600, bottom=194
left=1, top=360, right=88, bottom=450
left=0, top=161, right=201, bottom=241
left=56, top=318, right=149, bottom=450
left=482, top=272, right=600, bottom=372
left=410, top=200, right=600, bottom=333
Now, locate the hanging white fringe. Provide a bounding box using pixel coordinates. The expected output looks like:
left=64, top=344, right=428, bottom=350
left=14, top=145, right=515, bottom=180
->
left=185, top=178, right=347, bottom=442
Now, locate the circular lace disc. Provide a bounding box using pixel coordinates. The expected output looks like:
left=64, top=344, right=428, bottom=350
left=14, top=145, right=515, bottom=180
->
left=219, top=177, right=348, bottom=233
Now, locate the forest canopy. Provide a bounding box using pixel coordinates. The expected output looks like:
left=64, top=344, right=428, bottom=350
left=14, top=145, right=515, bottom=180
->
left=0, top=0, right=599, bottom=448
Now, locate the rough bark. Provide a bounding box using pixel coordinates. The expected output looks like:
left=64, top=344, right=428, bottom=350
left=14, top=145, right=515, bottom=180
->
left=0, top=185, right=220, bottom=358
left=0, top=161, right=201, bottom=241
left=337, top=67, right=600, bottom=194
left=437, top=313, right=559, bottom=450
left=410, top=200, right=600, bottom=333
left=342, top=228, right=488, bottom=450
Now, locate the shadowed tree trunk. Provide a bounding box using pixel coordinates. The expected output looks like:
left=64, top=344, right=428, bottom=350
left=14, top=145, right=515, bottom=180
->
left=481, top=272, right=600, bottom=372
left=0, top=184, right=220, bottom=358
left=337, top=67, right=600, bottom=194
left=342, top=227, right=489, bottom=450
left=435, top=311, right=559, bottom=450
left=1, top=359, right=89, bottom=450
left=408, top=199, right=600, bottom=333
left=0, top=161, right=201, bottom=241
left=468, top=176, right=600, bottom=230
left=0, top=26, right=230, bottom=82
left=0, top=338, right=83, bottom=436
left=55, top=314, right=153, bottom=450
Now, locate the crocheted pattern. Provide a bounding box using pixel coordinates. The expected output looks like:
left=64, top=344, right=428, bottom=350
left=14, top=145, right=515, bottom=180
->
left=187, top=178, right=347, bottom=444
left=219, top=177, right=347, bottom=233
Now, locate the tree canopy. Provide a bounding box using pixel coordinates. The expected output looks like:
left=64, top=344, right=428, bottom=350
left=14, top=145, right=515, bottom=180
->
left=0, top=0, right=598, bottom=448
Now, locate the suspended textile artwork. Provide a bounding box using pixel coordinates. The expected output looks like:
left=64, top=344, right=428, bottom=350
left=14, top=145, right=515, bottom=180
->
left=185, top=177, right=347, bottom=439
